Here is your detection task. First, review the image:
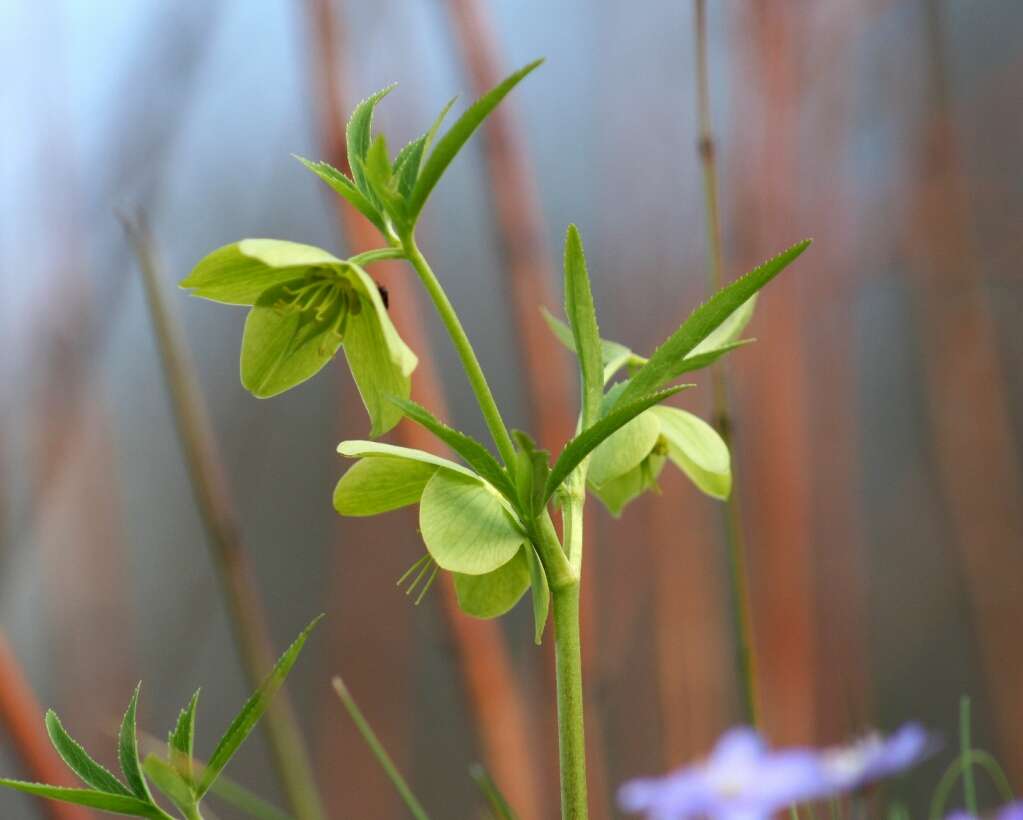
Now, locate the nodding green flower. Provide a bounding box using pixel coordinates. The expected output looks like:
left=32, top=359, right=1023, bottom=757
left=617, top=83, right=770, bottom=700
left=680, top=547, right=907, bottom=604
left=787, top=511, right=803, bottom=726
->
left=588, top=405, right=731, bottom=516
left=181, top=239, right=416, bottom=436
left=332, top=440, right=549, bottom=640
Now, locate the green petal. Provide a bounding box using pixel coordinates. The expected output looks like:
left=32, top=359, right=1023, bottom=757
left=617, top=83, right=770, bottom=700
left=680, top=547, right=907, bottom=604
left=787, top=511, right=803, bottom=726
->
left=341, top=262, right=418, bottom=436
left=589, top=453, right=666, bottom=518
left=587, top=409, right=661, bottom=487
left=181, top=239, right=343, bottom=305
left=453, top=547, right=530, bottom=618
left=240, top=281, right=343, bottom=398
left=652, top=406, right=731, bottom=499
left=688, top=295, right=756, bottom=357
left=337, top=440, right=477, bottom=479
left=419, top=470, right=525, bottom=575
left=333, top=457, right=439, bottom=517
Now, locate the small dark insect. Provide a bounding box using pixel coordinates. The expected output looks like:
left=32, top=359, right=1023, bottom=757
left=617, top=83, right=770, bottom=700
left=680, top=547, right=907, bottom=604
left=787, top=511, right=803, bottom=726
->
left=376, top=281, right=390, bottom=309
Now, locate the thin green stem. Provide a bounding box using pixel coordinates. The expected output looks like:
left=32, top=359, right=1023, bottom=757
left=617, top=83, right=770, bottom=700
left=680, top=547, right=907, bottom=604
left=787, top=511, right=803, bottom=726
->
left=347, top=247, right=405, bottom=267
left=123, top=215, right=326, bottom=820
left=552, top=583, right=588, bottom=819
left=929, top=748, right=1015, bottom=819
left=332, top=678, right=431, bottom=820
left=960, top=696, right=978, bottom=815
left=401, top=234, right=518, bottom=467
left=183, top=805, right=205, bottom=820
left=692, top=0, right=760, bottom=726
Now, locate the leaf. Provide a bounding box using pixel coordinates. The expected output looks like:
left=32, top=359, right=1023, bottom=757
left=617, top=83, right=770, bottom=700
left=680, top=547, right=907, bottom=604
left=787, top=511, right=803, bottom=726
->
left=180, top=239, right=343, bottom=305
left=453, top=547, right=530, bottom=618
left=340, top=262, right=418, bottom=436
left=45, top=710, right=132, bottom=796
left=562, top=225, right=604, bottom=427
left=688, top=295, right=757, bottom=357
left=337, top=440, right=478, bottom=480
left=395, top=97, right=457, bottom=197
left=347, top=84, right=396, bottom=197
left=544, top=386, right=686, bottom=503
left=511, top=430, right=551, bottom=518
left=119, top=684, right=156, bottom=803
left=419, top=471, right=526, bottom=574
left=388, top=396, right=518, bottom=503
left=540, top=308, right=639, bottom=384
left=143, top=756, right=194, bottom=815
left=293, top=156, right=387, bottom=235
left=652, top=406, right=731, bottom=500
left=671, top=339, right=753, bottom=376
left=333, top=456, right=439, bottom=517
left=168, top=690, right=200, bottom=782
left=197, top=616, right=324, bottom=799
left=615, top=240, right=810, bottom=408
left=408, top=59, right=543, bottom=221
left=0, top=781, right=163, bottom=818
left=240, top=280, right=343, bottom=398
left=363, top=134, right=407, bottom=229
left=469, top=763, right=519, bottom=820
left=523, top=544, right=550, bottom=645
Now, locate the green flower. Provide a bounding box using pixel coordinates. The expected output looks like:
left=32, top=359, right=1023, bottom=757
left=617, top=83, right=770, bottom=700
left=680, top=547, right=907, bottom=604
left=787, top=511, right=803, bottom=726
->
left=333, top=440, right=549, bottom=636
left=588, top=405, right=731, bottom=516
left=181, top=239, right=416, bottom=436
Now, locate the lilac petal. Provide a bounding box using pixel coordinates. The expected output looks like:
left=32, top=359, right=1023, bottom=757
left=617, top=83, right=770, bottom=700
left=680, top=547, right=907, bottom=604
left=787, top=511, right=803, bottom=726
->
left=711, top=727, right=768, bottom=765
left=998, top=803, right=1023, bottom=820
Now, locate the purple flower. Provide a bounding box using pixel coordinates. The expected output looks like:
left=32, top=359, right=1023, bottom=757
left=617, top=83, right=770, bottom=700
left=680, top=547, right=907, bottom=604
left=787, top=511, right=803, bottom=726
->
left=618, top=728, right=832, bottom=820
left=820, top=723, right=935, bottom=790
left=946, top=802, right=1023, bottom=820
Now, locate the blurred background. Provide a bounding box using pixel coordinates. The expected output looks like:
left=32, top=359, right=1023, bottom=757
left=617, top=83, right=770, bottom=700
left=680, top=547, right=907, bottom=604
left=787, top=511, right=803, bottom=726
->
left=2, top=1, right=1022, bottom=817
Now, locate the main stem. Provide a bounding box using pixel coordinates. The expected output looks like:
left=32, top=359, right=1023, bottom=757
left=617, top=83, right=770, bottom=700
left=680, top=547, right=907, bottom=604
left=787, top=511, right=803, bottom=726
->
left=402, top=235, right=588, bottom=817
left=693, top=0, right=760, bottom=726
left=402, top=235, right=518, bottom=467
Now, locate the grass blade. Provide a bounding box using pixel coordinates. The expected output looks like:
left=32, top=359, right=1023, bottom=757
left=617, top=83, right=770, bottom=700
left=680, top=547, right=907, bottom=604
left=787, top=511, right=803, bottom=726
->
left=469, top=763, right=518, bottom=820
left=331, top=678, right=430, bottom=820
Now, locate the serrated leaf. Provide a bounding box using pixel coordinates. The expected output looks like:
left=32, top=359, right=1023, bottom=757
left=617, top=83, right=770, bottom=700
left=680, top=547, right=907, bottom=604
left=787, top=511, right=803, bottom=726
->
left=388, top=396, right=518, bottom=503
left=544, top=386, right=687, bottom=503
left=563, top=225, right=603, bottom=427
left=363, top=134, right=408, bottom=229
left=197, top=616, right=323, bottom=799
left=119, top=685, right=156, bottom=803
left=523, top=544, right=550, bottom=645
left=615, top=240, right=810, bottom=408
left=652, top=406, right=731, bottom=499
left=453, top=546, right=530, bottom=618
left=419, top=471, right=525, bottom=575
left=143, top=756, right=194, bottom=815
left=540, top=308, right=639, bottom=384
left=169, top=690, right=200, bottom=783
left=334, top=456, right=438, bottom=517
left=293, top=156, right=387, bottom=235
left=45, top=710, right=132, bottom=796
left=347, top=84, right=396, bottom=198
left=0, top=780, right=164, bottom=818
left=395, top=97, right=456, bottom=197
left=180, top=239, right=343, bottom=306
left=408, top=59, right=543, bottom=222
left=689, top=294, right=757, bottom=356
left=240, top=280, right=343, bottom=398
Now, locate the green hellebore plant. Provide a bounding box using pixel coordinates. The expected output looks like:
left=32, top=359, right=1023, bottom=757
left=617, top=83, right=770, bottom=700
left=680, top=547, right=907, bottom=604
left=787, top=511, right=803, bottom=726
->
left=181, top=239, right=416, bottom=436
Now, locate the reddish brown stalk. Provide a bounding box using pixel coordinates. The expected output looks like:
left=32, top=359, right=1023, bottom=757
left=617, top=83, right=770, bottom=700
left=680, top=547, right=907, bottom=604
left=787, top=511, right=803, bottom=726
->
left=727, top=5, right=818, bottom=745
left=903, top=5, right=1023, bottom=781
left=0, top=632, right=92, bottom=820
left=301, top=1, right=543, bottom=815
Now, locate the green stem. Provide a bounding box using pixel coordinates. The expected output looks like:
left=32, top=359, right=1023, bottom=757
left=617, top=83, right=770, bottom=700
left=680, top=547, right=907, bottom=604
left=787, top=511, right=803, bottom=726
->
left=347, top=247, right=405, bottom=267
left=401, top=234, right=518, bottom=467
left=183, top=805, right=204, bottom=820
left=692, top=0, right=760, bottom=726
left=960, top=696, right=978, bottom=815
left=332, top=678, right=431, bottom=820
left=552, top=582, right=588, bottom=819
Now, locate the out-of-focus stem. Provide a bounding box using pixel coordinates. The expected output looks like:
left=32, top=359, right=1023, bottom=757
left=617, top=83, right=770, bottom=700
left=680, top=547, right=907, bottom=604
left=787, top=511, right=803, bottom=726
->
left=692, top=0, right=760, bottom=727
left=122, top=216, right=325, bottom=820
left=0, top=632, right=92, bottom=820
